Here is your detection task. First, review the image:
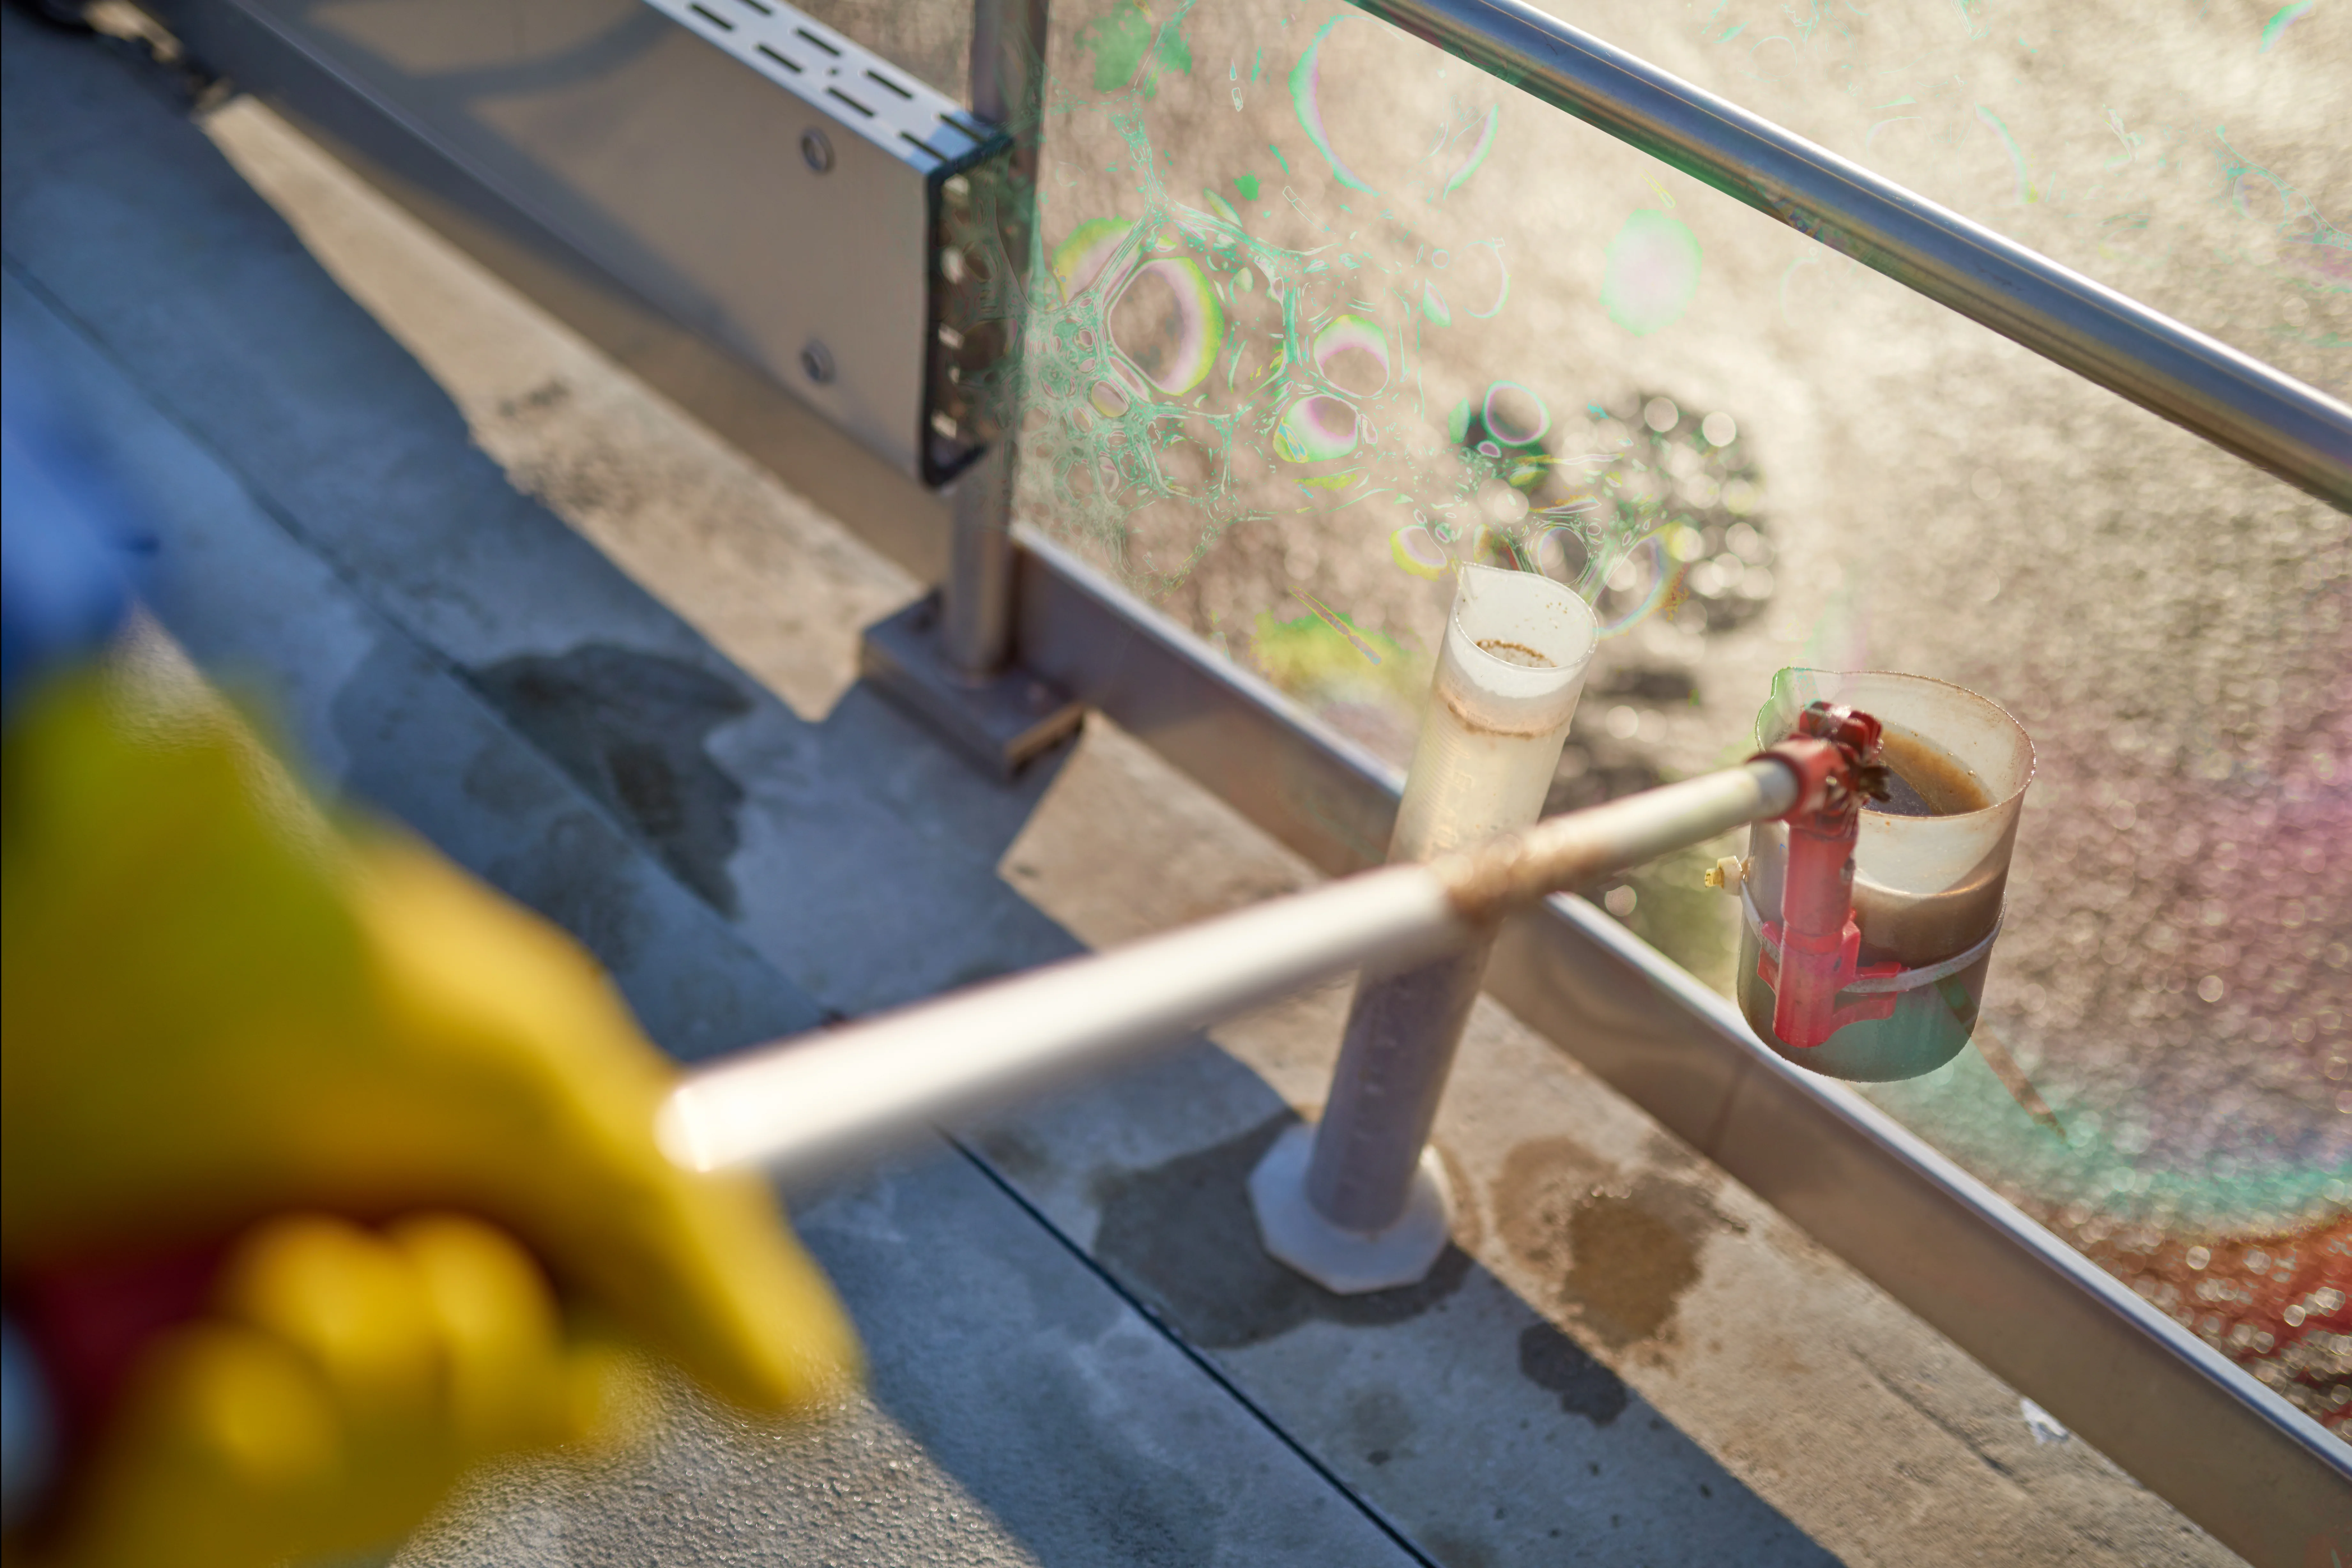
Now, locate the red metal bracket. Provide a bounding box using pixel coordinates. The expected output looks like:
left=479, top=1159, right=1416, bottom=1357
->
left=1753, top=702, right=1900, bottom=1049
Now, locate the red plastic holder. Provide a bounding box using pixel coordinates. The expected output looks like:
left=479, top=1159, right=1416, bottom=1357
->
left=1753, top=702, right=1901, bottom=1049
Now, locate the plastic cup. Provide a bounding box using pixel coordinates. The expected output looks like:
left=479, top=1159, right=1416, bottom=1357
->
left=1736, top=669, right=2036, bottom=1081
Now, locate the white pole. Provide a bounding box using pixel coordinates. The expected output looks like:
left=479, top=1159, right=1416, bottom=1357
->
left=658, top=763, right=1798, bottom=1185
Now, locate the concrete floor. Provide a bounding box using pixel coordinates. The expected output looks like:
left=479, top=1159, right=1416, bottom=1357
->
left=0, top=11, right=2270, bottom=1564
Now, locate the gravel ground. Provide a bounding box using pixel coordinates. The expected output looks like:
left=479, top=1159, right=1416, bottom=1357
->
left=813, top=0, right=2352, bottom=1426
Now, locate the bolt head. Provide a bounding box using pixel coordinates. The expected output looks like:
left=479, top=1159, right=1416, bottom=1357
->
left=800, top=128, right=835, bottom=173
left=800, top=340, right=836, bottom=385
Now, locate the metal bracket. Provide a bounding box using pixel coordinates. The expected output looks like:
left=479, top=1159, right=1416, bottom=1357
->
left=858, top=0, right=1078, bottom=776
left=642, top=0, right=1012, bottom=485
left=859, top=590, right=1082, bottom=777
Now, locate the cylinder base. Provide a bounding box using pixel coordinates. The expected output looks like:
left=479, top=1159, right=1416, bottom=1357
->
left=1249, top=1122, right=1453, bottom=1294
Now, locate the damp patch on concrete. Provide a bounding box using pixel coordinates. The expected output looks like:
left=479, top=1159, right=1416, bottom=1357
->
left=479, top=805, right=659, bottom=973
left=472, top=643, right=750, bottom=914
left=1563, top=1185, right=1705, bottom=1346
left=1082, top=1114, right=1470, bottom=1349
left=1493, top=1135, right=1736, bottom=1350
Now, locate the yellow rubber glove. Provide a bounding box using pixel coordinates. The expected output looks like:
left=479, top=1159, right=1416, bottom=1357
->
left=2, top=671, right=859, bottom=1564
left=50, top=1212, right=626, bottom=1568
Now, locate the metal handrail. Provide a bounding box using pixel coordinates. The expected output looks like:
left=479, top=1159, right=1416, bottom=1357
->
left=1352, top=0, right=2352, bottom=510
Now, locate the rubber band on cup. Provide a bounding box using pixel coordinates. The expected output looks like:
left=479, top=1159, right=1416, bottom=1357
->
left=1742, top=884, right=2003, bottom=994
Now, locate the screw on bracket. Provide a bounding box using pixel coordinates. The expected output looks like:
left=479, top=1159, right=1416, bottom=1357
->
left=800, top=340, right=836, bottom=385
left=800, top=128, right=834, bottom=173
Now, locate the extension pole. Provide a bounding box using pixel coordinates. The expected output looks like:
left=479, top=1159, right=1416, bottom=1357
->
left=659, top=759, right=1800, bottom=1183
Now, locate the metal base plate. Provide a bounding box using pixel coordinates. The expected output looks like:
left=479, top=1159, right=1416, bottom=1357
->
left=1248, top=1123, right=1454, bottom=1295
left=861, top=593, right=1083, bottom=779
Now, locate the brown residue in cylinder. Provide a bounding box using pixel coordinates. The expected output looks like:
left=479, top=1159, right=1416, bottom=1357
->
left=1475, top=638, right=1556, bottom=669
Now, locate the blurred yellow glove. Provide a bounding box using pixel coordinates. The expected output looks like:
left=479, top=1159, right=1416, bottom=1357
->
left=47, top=1212, right=629, bottom=1568
left=2, top=671, right=859, bottom=1564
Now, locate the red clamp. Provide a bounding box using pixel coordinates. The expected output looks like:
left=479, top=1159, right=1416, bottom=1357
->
left=1753, top=702, right=1899, bottom=1049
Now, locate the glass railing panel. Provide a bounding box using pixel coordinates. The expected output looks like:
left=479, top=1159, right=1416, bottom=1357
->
left=1013, top=0, right=2350, bottom=1439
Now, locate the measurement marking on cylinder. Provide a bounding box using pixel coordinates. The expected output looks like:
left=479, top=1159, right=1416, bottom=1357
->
left=826, top=87, right=874, bottom=117
left=794, top=26, right=840, bottom=55
left=755, top=43, right=802, bottom=72
left=866, top=69, right=915, bottom=99
left=686, top=3, right=735, bottom=30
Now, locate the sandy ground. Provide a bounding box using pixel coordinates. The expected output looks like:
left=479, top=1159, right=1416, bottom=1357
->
left=786, top=0, right=2352, bottom=1431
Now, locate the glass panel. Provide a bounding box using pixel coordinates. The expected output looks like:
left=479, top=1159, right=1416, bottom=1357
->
left=1005, top=0, right=2350, bottom=1434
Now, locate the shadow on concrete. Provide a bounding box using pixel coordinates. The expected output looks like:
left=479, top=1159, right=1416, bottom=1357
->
left=973, top=1044, right=1843, bottom=1566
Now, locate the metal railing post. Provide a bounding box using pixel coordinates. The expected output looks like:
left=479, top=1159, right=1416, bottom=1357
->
left=968, top=0, right=1047, bottom=173
left=940, top=442, right=1019, bottom=678
left=859, top=0, right=1082, bottom=770
left=939, top=0, right=1047, bottom=679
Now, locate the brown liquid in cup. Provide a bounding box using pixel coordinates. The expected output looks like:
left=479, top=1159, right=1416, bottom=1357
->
left=1869, top=727, right=1995, bottom=818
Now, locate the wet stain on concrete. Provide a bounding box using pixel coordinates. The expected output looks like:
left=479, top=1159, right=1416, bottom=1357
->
left=1416, top=1531, right=1495, bottom=1568
left=458, top=730, right=565, bottom=817
left=1492, top=1136, right=1730, bottom=1350
left=1516, top=1322, right=1630, bottom=1426
left=1345, top=1386, right=1417, bottom=1468
left=1493, top=1136, right=1609, bottom=1276
left=1087, top=1114, right=1469, bottom=1349
left=472, top=643, right=750, bottom=914
left=482, top=806, right=656, bottom=973
left=1564, top=1186, right=1704, bottom=1346
left=973, top=1125, right=1054, bottom=1187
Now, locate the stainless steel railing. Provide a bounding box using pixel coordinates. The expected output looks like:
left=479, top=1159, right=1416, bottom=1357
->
left=1353, top=0, right=2352, bottom=511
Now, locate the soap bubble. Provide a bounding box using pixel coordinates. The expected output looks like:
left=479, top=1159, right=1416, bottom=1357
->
left=1313, top=315, right=1390, bottom=396
left=1290, top=15, right=1501, bottom=203
left=1482, top=381, right=1550, bottom=446
left=1276, top=395, right=1362, bottom=462
left=1289, top=16, right=1379, bottom=194
left=1602, top=210, right=1703, bottom=336
left=1089, top=379, right=1132, bottom=418
left=1051, top=217, right=1135, bottom=298
left=1109, top=257, right=1226, bottom=394
left=1391, top=523, right=1449, bottom=578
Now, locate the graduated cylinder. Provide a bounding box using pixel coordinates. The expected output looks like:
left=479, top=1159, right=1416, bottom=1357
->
left=1253, top=564, right=1596, bottom=1293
